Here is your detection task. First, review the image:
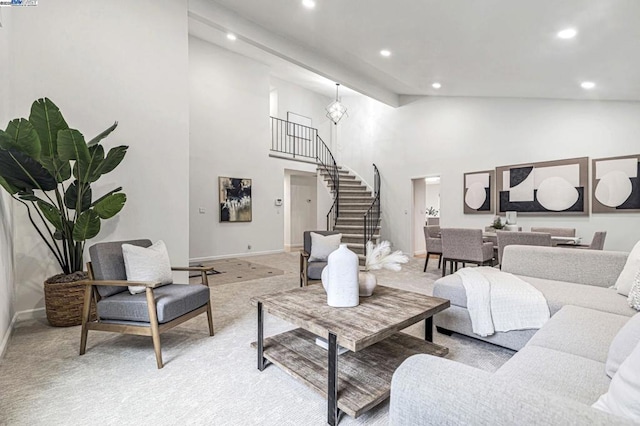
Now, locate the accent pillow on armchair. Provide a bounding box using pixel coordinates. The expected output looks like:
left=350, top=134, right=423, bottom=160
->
left=309, top=232, right=342, bottom=261
left=122, top=240, right=173, bottom=294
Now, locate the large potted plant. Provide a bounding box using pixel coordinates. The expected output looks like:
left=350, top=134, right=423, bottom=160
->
left=0, top=98, right=128, bottom=326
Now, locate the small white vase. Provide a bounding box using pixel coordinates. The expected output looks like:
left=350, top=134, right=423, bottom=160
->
left=323, top=244, right=359, bottom=307
left=358, top=271, right=377, bottom=297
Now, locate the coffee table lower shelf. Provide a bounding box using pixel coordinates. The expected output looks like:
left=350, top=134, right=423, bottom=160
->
left=252, top=328, right=448, bottom=418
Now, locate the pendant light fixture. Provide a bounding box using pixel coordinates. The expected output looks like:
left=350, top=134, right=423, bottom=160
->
left=326, top=83, right=348, bottom=125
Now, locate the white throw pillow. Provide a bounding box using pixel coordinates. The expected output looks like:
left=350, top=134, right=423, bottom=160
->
left=122, top=240, right=173, bottom=294
left=629, top=270, right=640, bottom=311
left=593, top=341, right=640, bottom=422
left=309, top=232, right=342, bottom=262
left=615, top=240, right=640, bottom=296
left=606, top=313, right=640, bottom=378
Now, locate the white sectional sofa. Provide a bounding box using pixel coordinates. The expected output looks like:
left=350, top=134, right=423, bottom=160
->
left=389, top=246, right=639, bottom=425
left=433, top=245, right=636, bottom=350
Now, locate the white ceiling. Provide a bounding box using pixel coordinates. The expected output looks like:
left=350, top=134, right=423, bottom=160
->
left=191, top=0, right=640, bottom=106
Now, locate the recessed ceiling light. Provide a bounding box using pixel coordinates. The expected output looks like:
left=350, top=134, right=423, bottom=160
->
left=302, top=0, right=316, bottom=9
left=432, top=82, right=442, bottom=89
left=226, top=33, right=237, bottom=41
left=557, top=28, right=578, bottom=39
left=380, top=50, right=391, bottom=57
left=581, top=81, right=596, bottom=89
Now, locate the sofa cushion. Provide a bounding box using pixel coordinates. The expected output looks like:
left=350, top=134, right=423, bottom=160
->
left=434, top=274, right=635, bottom=317
left=594, top=341, right=640, bottom=422
left=495, top=346, right=610, bottom=404
left=528, top=305, right=629, bottom=364
left=606, top=313, right=640, bottom=378
left=97, top=283, right=209, bottom=323
left=307, top=261, right=327, bottom=280
left=615, top=240, right=640, bottom=296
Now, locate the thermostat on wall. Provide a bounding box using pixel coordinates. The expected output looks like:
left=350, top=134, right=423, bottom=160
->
left=275, top=198, right=283, bottom=206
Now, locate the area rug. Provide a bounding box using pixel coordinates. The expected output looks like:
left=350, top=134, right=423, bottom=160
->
left=189, top=258, right=285, bottom=285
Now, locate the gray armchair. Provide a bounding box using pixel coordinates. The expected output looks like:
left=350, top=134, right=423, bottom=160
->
left=530, top=227, right=576, bottom=237
left=441, top=228, right=494, bottom=276
left=300, top=230, right=341, bottom=287
left=496, top=230, right=551, bottom=265
left=79, top=239, right=215, bottom=369
left=423, top=225, right=442, bottom=271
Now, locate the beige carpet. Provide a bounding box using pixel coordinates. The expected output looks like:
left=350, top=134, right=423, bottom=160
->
left=0, top=253, right=514, bottom=425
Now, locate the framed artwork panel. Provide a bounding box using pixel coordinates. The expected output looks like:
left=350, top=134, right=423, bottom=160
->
left=592, top=154, right=640, bottom=213
left=219, top=177, right=252, bottom=222
left=496, top=157, right=588, bottom=215
left=463, top=170, right=495, bottom=214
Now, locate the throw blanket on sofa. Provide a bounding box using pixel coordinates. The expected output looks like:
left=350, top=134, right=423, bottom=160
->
left=456, top=267, right=550, bottom=337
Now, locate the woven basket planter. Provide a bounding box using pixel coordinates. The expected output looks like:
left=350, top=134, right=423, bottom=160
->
left=44, top=272, right=96, bottom=327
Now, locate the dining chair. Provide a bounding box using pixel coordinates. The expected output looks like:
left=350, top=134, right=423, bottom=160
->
left=562, top=231, right=607, bottom=250
left=530, top=227, right=576, bottom=237
left=496, top=231, right=551, bottom=265
left=441, top=228, right=494, bottom=277
left=423, top=225, right=442, bottom=271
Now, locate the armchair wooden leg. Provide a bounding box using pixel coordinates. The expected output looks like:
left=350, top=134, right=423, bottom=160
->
left=206, top=302, right=215, bottom=336
left=146, top=288, right=163, bottom=369
left=423, top=254, right=429, bottom=272
left=442, top=260, right=447, bottom=277
left=79, top=285, right=93, bottom=355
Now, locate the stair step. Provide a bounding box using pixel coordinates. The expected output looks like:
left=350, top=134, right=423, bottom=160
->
left=335, top=225, right=381, bottom=231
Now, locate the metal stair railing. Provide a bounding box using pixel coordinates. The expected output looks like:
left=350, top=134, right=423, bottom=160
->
left=363, top=164, right=380, bottom=256
left=270, top=116, right=339, bottom=230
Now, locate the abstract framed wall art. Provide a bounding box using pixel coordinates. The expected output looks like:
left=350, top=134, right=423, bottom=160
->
left=219, top=177, right=252, bottom=222
left=496, top=157, right=588, bottom=215
left=592, top=154, right=640, bottom=213
left=463, top=170, right=495, bottom=214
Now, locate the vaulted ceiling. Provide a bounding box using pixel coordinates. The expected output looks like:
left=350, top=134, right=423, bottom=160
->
left=190, top=0, right=640, bottom=106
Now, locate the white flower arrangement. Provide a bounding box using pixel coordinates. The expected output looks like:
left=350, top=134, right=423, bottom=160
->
left=365, top=240, right=409, bottom=272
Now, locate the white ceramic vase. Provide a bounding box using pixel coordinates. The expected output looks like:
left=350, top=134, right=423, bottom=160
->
left=358, top=271, right=377, bottom=297
left=321, top=244, right=359, bottom=307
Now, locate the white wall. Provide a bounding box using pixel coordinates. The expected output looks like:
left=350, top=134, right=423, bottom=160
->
left=412, top=179, right=426, bottom=254
left=8, top=0, right=190, bottom=313
left=289, top=174, right=317, bottom=248
left=0, top=7, right=14, bottom=353
left=339, top=95, right=640, bottom=253
left=189, top=37, right=343, bottom=260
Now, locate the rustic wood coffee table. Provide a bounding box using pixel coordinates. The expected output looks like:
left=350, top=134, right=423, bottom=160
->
left=250, top=284, right=450, bottom=425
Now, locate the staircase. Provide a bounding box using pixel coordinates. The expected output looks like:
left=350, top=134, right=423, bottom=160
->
left=318, top=166, right=381, bottom=262
left=269, top=116, right=381, bottom=263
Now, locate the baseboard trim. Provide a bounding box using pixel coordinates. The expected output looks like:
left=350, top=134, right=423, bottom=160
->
left=414, top=250, right=427, bottom=256
left=0, top=307, right=46, bottom=359
left=190, top=249, right=285, bottom=263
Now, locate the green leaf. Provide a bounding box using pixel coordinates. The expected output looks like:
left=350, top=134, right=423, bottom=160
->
left=64, top=180, right=92, bottom=212
left=28, top=98, right=68, bottom=160
left=90, top=186, right=122, bottom=207
left=86, top=145, right=104, bottom=183
left=94, top=145, right=127, bottom=177
left=87, top=121, right=118, bottom=147
left=0, top=148, right=57, bottom=192
left=73, top=209, right=100, bottom=241
left=37, top=200, right=64, bottom=230
left=17, top=190, right=40, bottom=202
left=41, top=157, right=72, bottom=183
left=1, top=119, right=41, bottom=160
left=0, top=175, right=18, bottom=195
left=57, top=129, right=90, bottom=184
left=93, top=193, right=126, bottom=219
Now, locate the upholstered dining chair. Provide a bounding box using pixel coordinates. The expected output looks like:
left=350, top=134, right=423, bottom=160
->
left=561, top=231, right=607, bottom=250
left=423, top=225, right=442, bottom=271
left=300, top=230, right=341, bottom=287
left=530, top=227, right=576, bottom=237
left=441, top=228, right=495, bottom=277
left=79, top=239, right=215, bottom=369
left=496, top=231, right=551, bottom=266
